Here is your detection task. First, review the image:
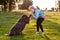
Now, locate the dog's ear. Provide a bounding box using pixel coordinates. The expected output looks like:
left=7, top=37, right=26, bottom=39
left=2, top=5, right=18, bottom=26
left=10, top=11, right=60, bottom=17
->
left=25, top=15, right=32, bottom=24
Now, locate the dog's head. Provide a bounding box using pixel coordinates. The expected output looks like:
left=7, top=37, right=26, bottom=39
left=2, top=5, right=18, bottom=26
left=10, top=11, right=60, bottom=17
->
left=18, top=15, right=30, bottom=24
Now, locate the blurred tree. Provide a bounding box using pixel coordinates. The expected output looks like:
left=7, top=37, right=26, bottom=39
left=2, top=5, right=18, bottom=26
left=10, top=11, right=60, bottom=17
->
left=21, top=0, right=33, bottom=9
left=0, top=0, right=14, bottom=11
left=9, top=0, right=14, bottom=11
left=0, top=0, right=7, bottom=11
left=58, top=1, right=60, bottom=11
left=51, top=7, right=54, bottom=11
left=0, top=0, right=33, bottom=11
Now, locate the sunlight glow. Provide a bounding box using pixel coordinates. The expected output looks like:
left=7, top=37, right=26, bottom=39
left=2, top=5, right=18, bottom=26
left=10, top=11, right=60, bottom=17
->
left=32, top=0, right=57, bottom=10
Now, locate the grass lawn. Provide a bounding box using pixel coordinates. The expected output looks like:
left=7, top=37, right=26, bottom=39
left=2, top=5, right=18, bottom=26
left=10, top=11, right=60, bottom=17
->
left=0, top=11, right=60, bottom=40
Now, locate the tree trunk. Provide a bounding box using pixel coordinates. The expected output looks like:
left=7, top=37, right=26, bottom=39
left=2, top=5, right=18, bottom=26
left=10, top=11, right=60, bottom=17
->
left=4, top=1, right=7, bottom=11
left=9, top=0, right=12, bottom=12
left=59, top=1, right=60, bottom=11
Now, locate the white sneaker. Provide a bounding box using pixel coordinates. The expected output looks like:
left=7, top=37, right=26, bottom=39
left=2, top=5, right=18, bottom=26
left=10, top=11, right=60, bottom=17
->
left=42, top=32, right=45, bottom=35
left=36, top=32, right=39, bottom=34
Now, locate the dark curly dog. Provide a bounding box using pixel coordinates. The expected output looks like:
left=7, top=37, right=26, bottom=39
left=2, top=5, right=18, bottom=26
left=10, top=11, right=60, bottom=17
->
left=9, top=15, right=31, bottom=36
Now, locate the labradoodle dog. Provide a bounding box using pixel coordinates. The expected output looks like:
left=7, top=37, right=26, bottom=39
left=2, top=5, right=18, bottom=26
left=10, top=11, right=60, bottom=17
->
left=9, top=15, right=31, bottom=36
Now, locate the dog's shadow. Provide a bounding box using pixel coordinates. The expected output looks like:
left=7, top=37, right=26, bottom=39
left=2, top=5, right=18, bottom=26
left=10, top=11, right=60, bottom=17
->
left=9, top=33, right=25, bottom=40
left=8, top=34, right=50, bottom=40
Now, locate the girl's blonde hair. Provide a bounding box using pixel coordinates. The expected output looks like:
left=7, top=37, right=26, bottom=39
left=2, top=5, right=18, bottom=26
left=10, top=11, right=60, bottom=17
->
left=28, top=6, right=35, bottom=10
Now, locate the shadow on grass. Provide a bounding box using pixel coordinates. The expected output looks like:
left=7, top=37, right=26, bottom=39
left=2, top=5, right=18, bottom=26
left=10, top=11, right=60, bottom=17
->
left=39, top=34, right=51, bottom=40
left=43, top=20, right=60, bottom=40
left=43, top=20, right=60, bottom=32
left=44, top=34, right=51, bottom=40
left=9, top=33, right=25, bottom=40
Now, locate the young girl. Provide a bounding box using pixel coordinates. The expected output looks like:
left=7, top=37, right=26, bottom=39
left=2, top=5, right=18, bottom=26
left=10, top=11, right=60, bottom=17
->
left=28, top=6, right=45, bottom=34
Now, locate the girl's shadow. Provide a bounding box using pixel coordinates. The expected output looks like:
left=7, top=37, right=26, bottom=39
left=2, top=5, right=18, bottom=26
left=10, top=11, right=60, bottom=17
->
left=40, top=34, right=51, bottom=40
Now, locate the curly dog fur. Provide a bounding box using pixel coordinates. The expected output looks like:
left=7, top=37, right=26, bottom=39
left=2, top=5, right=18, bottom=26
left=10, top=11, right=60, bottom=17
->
left=9, top=15, right=31, bottom=36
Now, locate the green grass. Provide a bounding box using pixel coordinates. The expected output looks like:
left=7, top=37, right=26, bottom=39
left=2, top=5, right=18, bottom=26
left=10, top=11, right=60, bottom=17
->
left=0, top=11, right=60, bottom=40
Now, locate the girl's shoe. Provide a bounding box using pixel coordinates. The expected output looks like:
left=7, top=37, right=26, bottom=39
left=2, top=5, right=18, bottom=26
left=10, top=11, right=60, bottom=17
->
left=42, top=32, right=45, bottom=35
left=36, top=32, right=39, bottom=34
